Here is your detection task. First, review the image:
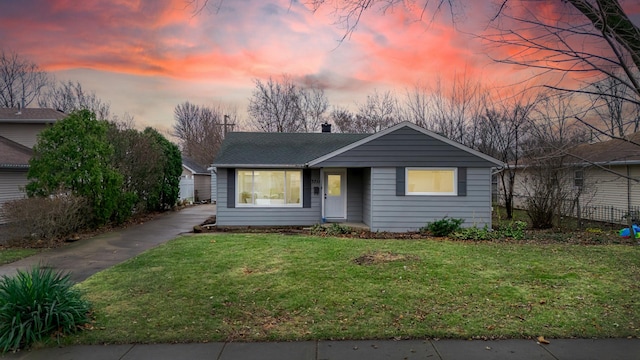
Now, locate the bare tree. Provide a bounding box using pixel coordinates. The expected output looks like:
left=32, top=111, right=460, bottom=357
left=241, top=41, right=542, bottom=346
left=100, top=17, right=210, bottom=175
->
left=400, top=81, right=432, bottom=129
left=38, top=81, right=111, bottom=120
left=0, top=49, right=50, bottom=108
left=482, top=1, right=640, bottom=109
left=248, top=75, right=328, bottom=132
left=330, top=106, right=357, bottom=133
left=300, top=81, right=329, bottom=132
left=173, top=101, right=233, bottom=167
left=415, top=73, right=486, bottom=147
left=353, top=89, right=400, bottom=132
left=586, top=74, right=640, bottom=139
left=521, top=92, right=590, bottom=228
left=529, top=91, right=588, bottom=151
left=477, top=93, right=538, bottom=219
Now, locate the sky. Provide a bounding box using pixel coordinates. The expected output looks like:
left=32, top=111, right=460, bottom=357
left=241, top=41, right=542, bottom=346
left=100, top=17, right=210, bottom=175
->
left=1, top=0, right=639, bottom=135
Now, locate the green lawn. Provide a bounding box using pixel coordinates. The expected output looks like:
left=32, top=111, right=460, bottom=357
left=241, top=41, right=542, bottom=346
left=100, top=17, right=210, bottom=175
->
left=71, top=234, right=640, bottom=344
left=0, top=249, right=39, bottom=265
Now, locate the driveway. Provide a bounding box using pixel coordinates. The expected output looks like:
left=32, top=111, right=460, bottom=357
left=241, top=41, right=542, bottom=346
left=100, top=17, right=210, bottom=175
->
left=0, top=204, right=215, bottom=283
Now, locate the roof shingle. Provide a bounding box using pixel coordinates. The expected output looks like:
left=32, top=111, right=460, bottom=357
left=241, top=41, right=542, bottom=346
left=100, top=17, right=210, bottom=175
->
left=0, top=108, right=66, bottom=123
left=212, top=132, right=370, bottom=167
left=0, top=136, right=33, bottom=169
left=568, top=132, right=640, bottom=164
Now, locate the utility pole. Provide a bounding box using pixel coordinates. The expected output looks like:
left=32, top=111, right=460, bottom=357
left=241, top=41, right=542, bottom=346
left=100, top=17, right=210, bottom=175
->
left=223, top=114, right=236, bottom=136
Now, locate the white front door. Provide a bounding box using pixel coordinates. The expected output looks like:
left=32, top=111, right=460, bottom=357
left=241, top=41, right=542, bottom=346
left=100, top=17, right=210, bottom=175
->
left=324, top=170, right=346, bottom=219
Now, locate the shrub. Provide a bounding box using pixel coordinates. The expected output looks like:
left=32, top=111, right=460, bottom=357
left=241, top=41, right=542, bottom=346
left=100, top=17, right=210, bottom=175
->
left=422, top=217, right=464, bottom=237
left=326, top=223, right=351, bottom=236
left=0, top=266, right=91, bottom=352
left=451, top=225, right=494, bottom=241
left=309, top=223, right=325, bottom=235
left=0, top=195, right=90, bottom=245
left=497, top=220, right=528, bottom=240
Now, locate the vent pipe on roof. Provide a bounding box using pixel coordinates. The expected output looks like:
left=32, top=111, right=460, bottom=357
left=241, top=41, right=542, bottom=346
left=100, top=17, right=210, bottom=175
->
left=321, top=122, right=331, bottom=133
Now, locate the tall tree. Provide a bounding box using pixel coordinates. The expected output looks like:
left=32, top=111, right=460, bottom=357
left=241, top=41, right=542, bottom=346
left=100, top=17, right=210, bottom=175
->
left=173, top=101, right=234, bottom=167
left=38, top=80, right=111, bottom=120
left=247, top=75, right=329, bottom=133
left=353, top=90, right=400, bottom=133
left=482, top=1, right=640, bottom=105
left=0, top=49, right=50, bottom=108
left=330, top=106, right=357, bottom=133
left=143, top=127, right=182, bottom=211
left=476, top=93, right=538, bottom=219
left=26, top=110, right=124, bottom=225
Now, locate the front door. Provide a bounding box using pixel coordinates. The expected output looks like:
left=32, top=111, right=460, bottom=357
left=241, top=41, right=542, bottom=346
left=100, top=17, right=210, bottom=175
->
left=324, top=170, right=346, bottom=219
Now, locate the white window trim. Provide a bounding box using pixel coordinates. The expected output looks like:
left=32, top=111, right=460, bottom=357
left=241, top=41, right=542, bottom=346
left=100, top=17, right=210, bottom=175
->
left=406, top=167, right=458, bottom=196
left=236, top=169, right=303, bottom=208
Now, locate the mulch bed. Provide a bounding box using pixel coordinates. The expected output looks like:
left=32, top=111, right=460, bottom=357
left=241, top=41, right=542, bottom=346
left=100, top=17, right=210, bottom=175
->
left=202, top=221, right=638, bottom=246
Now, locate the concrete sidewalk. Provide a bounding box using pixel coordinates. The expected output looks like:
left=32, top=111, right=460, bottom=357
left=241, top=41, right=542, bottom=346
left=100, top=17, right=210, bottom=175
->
left=2, top=338, right=639, bottom=360
left=0, top=204, right=215, bottom=282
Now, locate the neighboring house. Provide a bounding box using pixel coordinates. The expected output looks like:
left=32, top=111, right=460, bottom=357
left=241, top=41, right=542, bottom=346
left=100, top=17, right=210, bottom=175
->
left=506, top=132, right=640, bottom=224
left=211, top=122, right=503, bottom=232
left=0, top=108, right=66, bottom=223
left=179, top=157, right=212, bottom=203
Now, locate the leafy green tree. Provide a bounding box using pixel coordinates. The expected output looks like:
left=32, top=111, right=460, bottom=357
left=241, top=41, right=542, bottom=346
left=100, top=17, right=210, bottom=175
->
left=26, top=109, right=125, bottom=225
left=143, top=127, right=182, bottom=210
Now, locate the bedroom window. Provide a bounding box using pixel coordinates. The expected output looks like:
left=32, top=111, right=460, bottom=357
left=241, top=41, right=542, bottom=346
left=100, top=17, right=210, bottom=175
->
left=406, top=168, right=457, bottom=195
left=236, top=169, right=302, bottom=207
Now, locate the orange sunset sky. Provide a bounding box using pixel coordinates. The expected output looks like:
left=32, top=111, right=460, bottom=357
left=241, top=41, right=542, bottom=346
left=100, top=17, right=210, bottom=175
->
left=2, top=0, right=639, bottom=134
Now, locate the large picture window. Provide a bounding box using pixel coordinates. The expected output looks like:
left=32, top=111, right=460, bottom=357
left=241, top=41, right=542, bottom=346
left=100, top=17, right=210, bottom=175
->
left=406, top=168, right=457, bottom=195
left=237, top=169, right=302, bottom=207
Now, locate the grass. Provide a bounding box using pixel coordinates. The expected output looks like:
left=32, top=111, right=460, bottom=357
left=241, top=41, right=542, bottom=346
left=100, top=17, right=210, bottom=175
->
left=70, top=234, right=640, bottom=344
left=0, top=249, right=39, bottom=265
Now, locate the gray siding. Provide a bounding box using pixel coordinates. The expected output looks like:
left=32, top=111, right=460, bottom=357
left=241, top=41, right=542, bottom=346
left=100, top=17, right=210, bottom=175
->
left=369, top=167, right=492, bottom=232
left=0, top=170, right=29, bottom=224
left=0, top=123, right=48, bottom=148
left=363, top=168, right=371, bottom=226
left=346, top=168, right=363, bottom=222
left=216, top=168, right=322, bottom=226
left=316, top=127, right=496, bottom=168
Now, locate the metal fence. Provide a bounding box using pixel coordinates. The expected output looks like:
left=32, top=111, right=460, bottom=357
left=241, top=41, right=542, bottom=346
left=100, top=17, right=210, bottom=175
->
left=506, top=195, right=640, bottom=226
left=576, top=204, right=640, bottom=225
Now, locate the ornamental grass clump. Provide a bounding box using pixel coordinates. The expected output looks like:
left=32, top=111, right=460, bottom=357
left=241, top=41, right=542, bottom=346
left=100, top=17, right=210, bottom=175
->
left=0, top=266, right=91, bottom=353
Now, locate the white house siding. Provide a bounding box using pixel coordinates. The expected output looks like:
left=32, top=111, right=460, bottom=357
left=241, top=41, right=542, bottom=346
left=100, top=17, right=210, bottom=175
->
left=580, top=165, right=639, bottom=209
left=504, top=165, right=640, bottom=224
left=577, top=165, right=640, bottom=223
left=369, top=167, right=492, bottom=232
left=0, top=170, right=29, bottom=224
left=216, top=168, right=322, bottom=226
left=0, top=123, right=48, bottom=148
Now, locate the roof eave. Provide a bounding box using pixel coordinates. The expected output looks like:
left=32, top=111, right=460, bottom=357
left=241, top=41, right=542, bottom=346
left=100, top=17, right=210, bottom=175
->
left=307, top=121, right=504, bottom=167
left=0, top=164, right=29, bottom=169
left=211, top=163, right=305, bottom=168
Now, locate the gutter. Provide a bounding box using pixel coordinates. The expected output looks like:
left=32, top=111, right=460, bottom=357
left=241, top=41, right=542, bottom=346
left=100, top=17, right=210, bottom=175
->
left=210, top=164, right=305, bottom=169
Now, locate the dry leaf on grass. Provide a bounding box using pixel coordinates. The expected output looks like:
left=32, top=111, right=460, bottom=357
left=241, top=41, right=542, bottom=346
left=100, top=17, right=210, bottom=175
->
left=537, top=336, right=550, bottom=344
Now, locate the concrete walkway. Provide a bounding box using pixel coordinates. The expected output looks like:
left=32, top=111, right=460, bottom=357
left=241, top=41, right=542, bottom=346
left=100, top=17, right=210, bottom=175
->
left=0, top=204, right=215, bottom=282
left=2, top=338, right=639, bottom=359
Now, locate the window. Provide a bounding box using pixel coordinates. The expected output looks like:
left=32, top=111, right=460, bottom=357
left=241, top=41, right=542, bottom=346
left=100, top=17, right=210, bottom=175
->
left=406, top=168, right=457, bottom=195
left=574, top=170, right=584, bottom=188
left=237, top=169, right=302, bottom=207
